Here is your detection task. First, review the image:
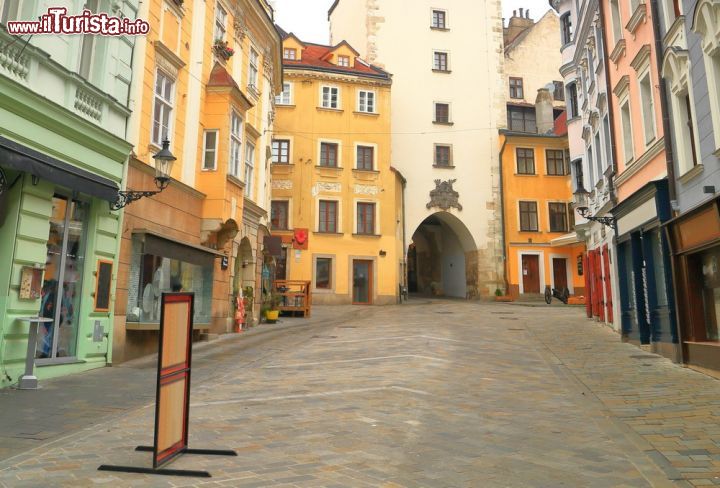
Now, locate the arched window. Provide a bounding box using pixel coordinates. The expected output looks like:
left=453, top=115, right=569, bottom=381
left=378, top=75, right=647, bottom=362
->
left=662, top=48, right=700, bottom=176
left=692, top=0, right=720, bottom=151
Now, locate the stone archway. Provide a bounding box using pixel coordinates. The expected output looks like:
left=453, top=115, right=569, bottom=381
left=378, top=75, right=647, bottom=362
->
left=407, top=212, right=477, bottom=298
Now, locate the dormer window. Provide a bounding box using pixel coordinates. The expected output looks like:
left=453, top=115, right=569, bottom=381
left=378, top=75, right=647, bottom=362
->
left=338, top=55, right=350, bottom=67
left=283, top=48, right=297, bottom=60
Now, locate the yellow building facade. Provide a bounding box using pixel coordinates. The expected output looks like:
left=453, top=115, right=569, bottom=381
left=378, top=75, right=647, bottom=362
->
left=270, top=33, right=403, bottom=305
left=500, top=112, right=586, bottom=300
left=113, top=0, right=282, bottom=362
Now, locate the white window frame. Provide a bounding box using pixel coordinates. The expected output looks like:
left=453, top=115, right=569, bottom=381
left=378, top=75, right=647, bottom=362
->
left=692, top=0, right=720, bottom=152
left=318, top=138, right=342, bottom=168
left=272, top=137, right=292, bottom=164
left=637, top=69, right=657, bottom=146
left=214, top=1, right=227, bottom=41
left=663, top=50, right=701, bottom=175
left=0, top=0, right=23, bottom=24
left=315, top=197, right=342, bottom=233
left=152, top=68, right=176, bottom=147
left=248, top=47, right=259, bottom=89
left=312, top=254, right=336, bottom=293
left=620, top=97, right=635, bottom=164
left=354, top=142, right=377, bottom=171
left=283, top=48, right=297, bottom=60
left=431, top=8, right=448, bottom=29
left=244, top=141, right=255, bottom=195
left=353, top=199, right=380, bottom=235
left=202, top=129, right=219, bottom=171
left=230, top=111, right=243, bottom=177
left=276, top=82, right=293, bottom=105
left=320, top=85, right=341, bottom=109
left=357, top=89, right=376, bottom=113
left=337, top=55, right=350, bottom=67
left=609, top=0, right=623, bottom=45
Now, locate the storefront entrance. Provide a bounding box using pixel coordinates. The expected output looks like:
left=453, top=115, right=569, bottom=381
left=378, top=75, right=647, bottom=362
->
left=552, top=258, right=568, bottom=291
left=37, top=195, right=88, bottom=361
left=352, top=260, right=373, bottom=304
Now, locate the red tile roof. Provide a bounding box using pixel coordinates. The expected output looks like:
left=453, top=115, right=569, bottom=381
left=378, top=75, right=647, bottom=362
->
left=553, top=110, right=568, bottom=136
left=208, top=62, right=241, bottom=89
left=279, top=31, right=390, bottom=80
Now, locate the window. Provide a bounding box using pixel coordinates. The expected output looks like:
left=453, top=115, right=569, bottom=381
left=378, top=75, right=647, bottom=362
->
left=202, top=130, right=218, bottom=170
left=567, top=82, right=579, bottom=118
left=516, top=148, right=535, bottom=174
left=610, top=0, right=623, bottom=44
left=0, top=0, right=21, bottom=23
left=560, top=13, right=573, bottom=45
left=276, top=82, right=292, bottom=105
left=322, top=86, right=340, bottom=109
left=152, top=70, right=175, bottom=146
left=546, top=149, right=565, bottom=175
left=568, top=204, right=576, bottom=230
left=587, top=145, right=595, bottom=185
left=432, top=9, right=447, bottom=29
left=358, top=90, right=375, bottom=113
left=320, top=142, right=339, bottom=167
left=602, top=116, right=613, bottom=171
left=214, top=2, right=227, bottom=41
left=244, top=143, right=255, bottom=192
left=319, top=200, right=338, bottom=233
left=509, top=77, right=524, bottom=99
left=230, top=111, right=242, bottom=177
left=620, top=100, right=634, bottom=163
left=639, top=72, right=657, bottom=144
left=594, top=131, right=603, bottom=177
left=519, top=201, right=539, bottom=232
left=508, top=106, right=536, bottom=133
left=433, top=51, right=449, bottom=71
left=549, top=203, right=569, bottom=232
left=315, top=258, right=332, bottom=289
left=434, top=103, right=450, bottom=123
left=271, top=201, right=289, bottom=230
left=248, top=48, right=259, bottom=88
left=434, top=144, right=452, bottom=167
left=78, top=0, right=99, bottom=79
left=553, top=81, right=565, bottom=101
left=357, top=202, right=376, bottom=235
left=283, top=48, right=296, bottom=60
left=573, top=159, right=584, bottom=191
left=337, top=55, right=350, bottom=67
left=356, top=145, right=374, bottom=170
left=272, top=139, right=290, bottom=164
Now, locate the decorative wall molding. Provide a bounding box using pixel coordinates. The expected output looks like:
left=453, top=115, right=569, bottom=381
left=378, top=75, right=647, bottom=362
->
left=74, top=88, right=103, bottom=121
left=354, top=184, right=379, bottom=195
left=427, top=179, right=462, bottom=211
left=272, top=179, right=292, bottom=190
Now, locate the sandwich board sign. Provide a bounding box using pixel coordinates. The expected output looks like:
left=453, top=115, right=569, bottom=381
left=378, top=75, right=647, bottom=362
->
left=99, top=293, right=236, bottom=477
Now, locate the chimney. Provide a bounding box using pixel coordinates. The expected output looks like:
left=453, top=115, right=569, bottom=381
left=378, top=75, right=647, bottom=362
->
left=519, top=8, right=524, bottom=17
left=535, top=87, right=555, bottom=134
left=504, top=8, right=535, bottom=45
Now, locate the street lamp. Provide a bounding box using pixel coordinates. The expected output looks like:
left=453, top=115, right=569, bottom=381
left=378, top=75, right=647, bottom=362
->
left=111, top=139, right=176, bottom=210
left=573, top=185, right=617, bottom=232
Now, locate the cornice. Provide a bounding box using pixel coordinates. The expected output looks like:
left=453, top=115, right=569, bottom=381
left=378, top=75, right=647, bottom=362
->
left=630, top=44, right=652, bottom=72
left=626, top=2, right=648, bottom=35
left=614, top=137, right=665, bottom=187
left=284, top=68, right=391, bottom=87
left=613, top=75, right=630, bottom=98
left=609, top=39, right=626, bottom=64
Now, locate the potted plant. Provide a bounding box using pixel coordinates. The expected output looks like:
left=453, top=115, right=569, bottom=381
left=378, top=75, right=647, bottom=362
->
left=264, top=290, right=281, bottom=323
left=213, top=39, right=234, bottom=60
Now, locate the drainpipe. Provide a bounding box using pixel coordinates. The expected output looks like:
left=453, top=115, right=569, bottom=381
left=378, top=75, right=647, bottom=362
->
left=597, top=0, right=619, bottom=205
left=498, top=135, right=510, bottom=294
left=649, top=0, right=678, bottom=207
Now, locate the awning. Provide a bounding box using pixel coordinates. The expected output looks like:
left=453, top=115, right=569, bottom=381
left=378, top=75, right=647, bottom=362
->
left=550, top=233, right=582, bottom=247
left=133, top=229, right=225, bottom=267
left=0, top=136, right=119, bottom=202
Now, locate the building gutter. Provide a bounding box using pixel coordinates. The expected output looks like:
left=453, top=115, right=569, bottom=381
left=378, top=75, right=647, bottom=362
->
left=597, top=0, right=619, bottom=207
left=649, top=0, right=678, bottom=207
left=498, top=136, right=510, bottom=294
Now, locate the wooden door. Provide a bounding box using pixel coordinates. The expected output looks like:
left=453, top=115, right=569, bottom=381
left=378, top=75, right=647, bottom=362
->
left=522, top=255, right=540, bottom=293
left=352, top=260, right=373, bottom=304
left=553, top=258, right=568, bottom=291
left=584, top=254, right=593, bottom=318
left=595, top=249, right=605, bottom=321
left=602, top=244, right=614, bottom=324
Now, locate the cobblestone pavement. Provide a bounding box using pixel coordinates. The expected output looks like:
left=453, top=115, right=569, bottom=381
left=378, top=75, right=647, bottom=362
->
left=2, top=300, right=720, bottom=486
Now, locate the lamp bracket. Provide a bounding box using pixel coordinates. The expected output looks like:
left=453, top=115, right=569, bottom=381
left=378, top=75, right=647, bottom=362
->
left=110, top=189, right=162, bottom=211
left=577, top=207, right=617, bottom=233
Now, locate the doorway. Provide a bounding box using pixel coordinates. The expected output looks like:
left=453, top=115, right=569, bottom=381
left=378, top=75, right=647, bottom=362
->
left=522, top=254, right=540, bottom=293
left=552, top=257, right=568, bottom=292
left=352, top=260, right=373, bottom=304
left=37, top=195, right=88, bottom=361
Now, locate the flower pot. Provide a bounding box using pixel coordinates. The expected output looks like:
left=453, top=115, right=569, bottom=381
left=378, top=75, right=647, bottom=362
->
left=494, top=295, right=514, bottom=302
left=265, top=310, right=280, bottom=323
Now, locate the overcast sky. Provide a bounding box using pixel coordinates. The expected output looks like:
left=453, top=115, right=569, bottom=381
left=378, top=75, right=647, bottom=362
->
left=272, top=0, right=554, bottom=45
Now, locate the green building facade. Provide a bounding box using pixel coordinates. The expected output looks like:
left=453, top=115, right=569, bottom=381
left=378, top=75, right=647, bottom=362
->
left=0, top=0, right=138, bottom=388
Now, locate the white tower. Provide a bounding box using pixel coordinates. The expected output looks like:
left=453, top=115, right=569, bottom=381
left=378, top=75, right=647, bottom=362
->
left=330, top=0, right=506, bottom=297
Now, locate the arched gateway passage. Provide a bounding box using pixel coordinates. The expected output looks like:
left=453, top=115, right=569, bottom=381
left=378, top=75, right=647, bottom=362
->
left=407, top=212, right=477, bottom=298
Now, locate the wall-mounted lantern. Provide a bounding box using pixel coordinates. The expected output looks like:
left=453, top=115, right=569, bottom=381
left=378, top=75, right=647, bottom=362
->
left=110, top=139, right=176, bottom=210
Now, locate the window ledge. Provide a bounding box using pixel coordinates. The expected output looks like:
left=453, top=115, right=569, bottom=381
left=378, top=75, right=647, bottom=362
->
left=353, top=169, right=379, bottom=174
left=433, top=121, right=454, bottom=126
left=317, top=107, right=343, bottom=113
left=315, top=165, right=343, bottom=170
left=519, top=230, right=542, bottom=233
left=714, top=147, right=720, bottom=158
left=354, top=111, right=379, bottom=116
left=353, top=233, right=381, bottom=238
left=430, top=26, right=450, bottom=32
left=678, top=163, right=704, bottom=184
left=271, top=163, right=294, bottom=167
left=515, top=173, right=538, bottom=176
left=276, top=104, right=296, bottom=108
left=271, top=228, right=292, bottom=233
left=313, top=231, right=344, bottom=236
left=545, top=174, right=570, bottom=177
left=433, top=164, right=455, bottom=169
left=125, top=322, right=211, bottom=331
left=432, top=69, right=452, bottom=74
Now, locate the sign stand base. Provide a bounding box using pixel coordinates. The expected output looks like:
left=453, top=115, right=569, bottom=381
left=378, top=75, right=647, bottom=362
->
left=97, top=446, right=237, bottom=478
